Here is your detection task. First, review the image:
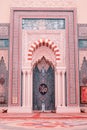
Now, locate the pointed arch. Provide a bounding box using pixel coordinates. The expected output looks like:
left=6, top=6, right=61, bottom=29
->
left=28, top=39, right=60, bottom=61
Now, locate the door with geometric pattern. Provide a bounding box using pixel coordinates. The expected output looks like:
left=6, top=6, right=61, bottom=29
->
left=33, top=57, right=55, bottom=111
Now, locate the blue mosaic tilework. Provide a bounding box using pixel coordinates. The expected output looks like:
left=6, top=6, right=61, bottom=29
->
left=22, top=18, right=65, bottom=30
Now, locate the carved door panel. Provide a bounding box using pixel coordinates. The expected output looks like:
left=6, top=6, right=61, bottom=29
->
left=33, top=57, right=55, bottom=110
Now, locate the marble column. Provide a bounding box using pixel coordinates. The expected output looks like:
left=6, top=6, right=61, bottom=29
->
left=27, top=69, right=32, bottom=112
left=62, top=70, right=65, bottom=106
left=55, top=70, right=57, bottom=107
left=57, top=70, right=61, bottom=106
left=22, top=70, right=26, bottom=107
left=56, top=69, right=62, bottom=108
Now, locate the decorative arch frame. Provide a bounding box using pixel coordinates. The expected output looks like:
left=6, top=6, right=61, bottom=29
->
left=28, top=39, right=60, bottom=61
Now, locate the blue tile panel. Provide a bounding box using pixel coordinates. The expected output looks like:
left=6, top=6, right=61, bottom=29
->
left=79, top=39, right=87, bottom=48
left=0, top=39, right=9, bottom=48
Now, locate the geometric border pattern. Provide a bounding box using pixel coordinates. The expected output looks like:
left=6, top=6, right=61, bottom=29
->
left=0, top=24, right=9, bottom=39
left=78, top=24, right=87, bottom=40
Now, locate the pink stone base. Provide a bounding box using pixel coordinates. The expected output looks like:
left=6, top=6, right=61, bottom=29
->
left=7, top=107, right=32, bottom=113
left=6, top=106, right=80, bottom=113
left=56, top=106, right=80, bottom=113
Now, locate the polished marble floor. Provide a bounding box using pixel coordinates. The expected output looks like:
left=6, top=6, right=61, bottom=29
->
left=0, top=112, right=87, bottom=130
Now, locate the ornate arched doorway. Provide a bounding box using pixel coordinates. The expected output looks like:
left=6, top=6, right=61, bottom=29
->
left=22, top=38, right=66, bottom=113
left=33, top=57, right=55, bottom=111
